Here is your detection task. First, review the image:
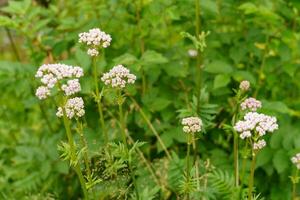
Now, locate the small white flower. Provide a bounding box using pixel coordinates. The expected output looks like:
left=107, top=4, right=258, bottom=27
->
left=188, top=49, right=198, bottom=58
left=181, top=117, right=203, bottom=133
left=253, top=139, right=266, bottom=150
left=240, top=131, right=251, bottom=139
left=78, top=28, right=112, bottom=49
left=61, top=79, right=81, bottom=96
left=101, top=65, right=136, bottom=88
left=291, top=153, right=300, bottom=169
left=239, top=80, right=250, bottom=91
left=57, top=97, right=85, bottom=119
left=36, top=86, right=50, bottom=100
left=241, top=97, right=262, bottom=111
left=35, top=63, right=84, bottom=100
left=87, top=48, right=99, bottom=57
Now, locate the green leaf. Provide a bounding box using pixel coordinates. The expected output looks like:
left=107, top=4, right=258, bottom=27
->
left=213, top=74, right=231, bottom=89
left=204, top=61, right=233, bottom=74
left=113, top=53, right=138, bottom=65
left=0, top=16, right=18, bottom=28
left=256, top=147, right=273, bottom=168
left=273, top=149, right=289, bottom=173
left=141, top=50, right=168, bottom=65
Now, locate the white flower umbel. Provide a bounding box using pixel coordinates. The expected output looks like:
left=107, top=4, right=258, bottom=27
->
left=57, top=97, right=85, bottom=119
left=182, top=117, right=203, bottom=133
left=35, top=63, right=84, bottom=100
left=87, top=48, right=99, bottom=57
left=253, top=139, right=266, bottom=150
left=36, top=86, right=50, bottom=100
left=291, top=153, right=300, bottom=169
left=101, top=65, right=136, bottom=88
left=240, top=97, right=262, bottom=111
left=61, top=79, right=81, bottom=96
left=234, top=112, right=278, bottom=137
left=78, top=28, right=112, bottom=52
left=188, top=49, right=198, bottom=58
left=239, top=80, right=250, bottom=91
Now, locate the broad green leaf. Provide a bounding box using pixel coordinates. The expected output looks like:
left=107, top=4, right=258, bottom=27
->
left=213, top=74, right=230, bottom=89
left=273, top=149, right=289, bottom=173
left=204, top=61, right=233, bottom=74
left=141, top=50, right=168, bottom=65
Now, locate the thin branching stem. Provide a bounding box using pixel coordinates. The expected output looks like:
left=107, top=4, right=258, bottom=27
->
left=92, top=57, right=108, bottom=144
left=128, top=95, right=172, bottom=160
left=248, top=152, right=256, bottom=200
left=186, top=134, right=192, bottom=200
left=293, top=170, right=299, bottom=200
left=62, top=104, right=89, bottom=199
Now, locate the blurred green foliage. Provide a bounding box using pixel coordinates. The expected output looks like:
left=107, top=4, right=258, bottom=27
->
left=1, top=0, right=300, bottom=199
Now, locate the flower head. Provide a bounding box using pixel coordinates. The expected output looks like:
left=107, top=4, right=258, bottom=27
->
left=253, top=139, right=266, bottom=150
left=188, top=49, right=198, bottom=58
left=35, top=63, right=84, bottom=99
left=56, top=97, right=85, bottom=119
left=234, top=112, right=278, bottom=138
left=239, top=80, right=250, bottom=91
left=181, top=117, right=203, bottom=133
left=78, top=28, right=112, bottom=56
left=291, top=153, right=300, bottom=169
left=101, top=65, right=136, bottom=88
left=241, top=97, right=262, bottom=111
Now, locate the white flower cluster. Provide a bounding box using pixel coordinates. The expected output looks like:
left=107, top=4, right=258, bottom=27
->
left=234, top=112, right=278, bottom=137
left=181, top=117, right=203, bottom=133
left=78, top=28, right=112, bottom=56
left=291, top=153, right=300, bottom=169
left=239, top=80, right=250, bottom=91
left=56, top=97, right=85, bottom=119
left=101, top=65, right=136, bottom=88
left=61, top=79, right=81, bottom=96
left=35, top=63, right=83, bottom=99
left=87, top=48, right=99, bottom=57
left=188, top=49, right=198, bottom=58
left=253, top=139, right=266, bottom=150
left=234, top=112, right=278, bottom=150
left=241, top=97, right=262, bottom=111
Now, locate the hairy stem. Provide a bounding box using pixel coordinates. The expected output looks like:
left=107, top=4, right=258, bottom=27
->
left=248, top=153, right=256, bottom=200
left=293, top=170, right=299, bottom=200
left=62, top=107, right=89, bottom=199
left=92, top=57, right=108, bottom=144
left=129, top=95, right=172, bottom=160
left=195, top=0, right=202, bottom=113
left=186, top=134, right=192, bottom=200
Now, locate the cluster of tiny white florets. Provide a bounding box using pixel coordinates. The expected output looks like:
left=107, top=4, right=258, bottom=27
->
left=234, top=112, right=278, bottom=150
left=35, top=63, right=84, bottom=99
left=235, top=112, right=278, bottom=137
left=56, top=97, right=85, bottom=119
left=253, top=139, right=266, bottom=150
left=239, top=80, right=250, bottom=91
left=181, top=117, right=203, bottom=133
left=87, top=48, right=99, bottom=57
left=101, top=65, right=136, bottom=88
left=61, top=79, right=81, bottom=96
left=241, top=97, right=262, bottom=111
left=291, top=153, right=300, bottom=169
left=78, top=28, right=112, bottom=56
left=188, top=49, right=198, bottom=58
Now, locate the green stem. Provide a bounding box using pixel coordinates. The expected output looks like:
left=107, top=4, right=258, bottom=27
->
left=248, top=153, right=256, bottom=200
left=62, top=108, right=89, bottom=199
left=233, top=131, right=239, bottom=187
left=128, top=96, right=172, bottom=160
left=118, top=91, right=139, bottom=199
left=118, top=100, right=128, bottom=152
left=195, top=0, right=202, bottom=113
left=293, top=170, right=299, bottom=200
left=76, top=121, right=91, bottom=178
left=186, top=134, right=191, bottom=200
left=92, top=58, right=108, bottom=144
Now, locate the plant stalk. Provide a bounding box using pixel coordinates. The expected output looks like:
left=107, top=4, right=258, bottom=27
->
left=248, top=153, right=256, bottom=200
left=92, top=57, right=108, bottom=144
left=293, top=170, right=299, bottom=200
left=186, top=134, right=192, bottom=200
left=62, top=108, right=89, bottom=199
